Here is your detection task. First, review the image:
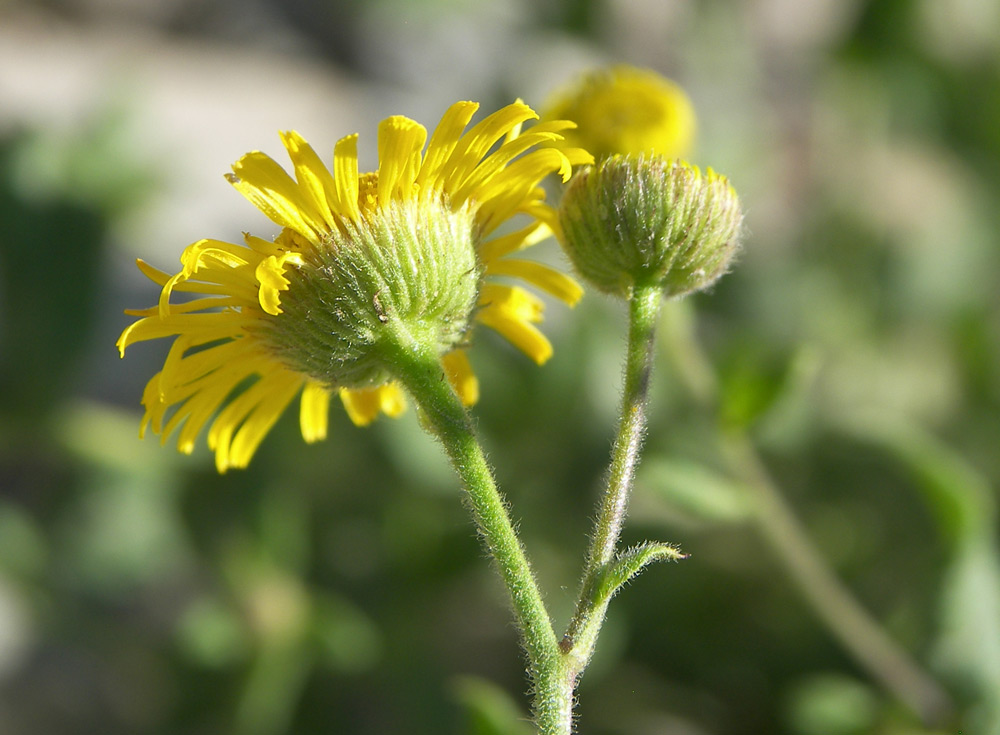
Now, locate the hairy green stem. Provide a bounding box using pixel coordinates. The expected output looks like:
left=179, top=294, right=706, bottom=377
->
left=561, top=283, right=662, bottom=668
left=664, top=302, right=953, bottom=726
left=383, top=327, right=569, bottom=733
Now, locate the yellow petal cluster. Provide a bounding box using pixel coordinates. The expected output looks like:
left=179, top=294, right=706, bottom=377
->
left=118, top=101, right=592, bottom=471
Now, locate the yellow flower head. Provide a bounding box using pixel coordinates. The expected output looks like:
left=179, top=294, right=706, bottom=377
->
left=118, top=101, right=592, bottom=472
left=543, top=65, right=696, bottom=160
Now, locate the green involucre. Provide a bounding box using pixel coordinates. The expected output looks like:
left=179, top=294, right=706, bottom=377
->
left=261, top=198, right=480, bottom=388
left=558, top=155, right=743, bottom=299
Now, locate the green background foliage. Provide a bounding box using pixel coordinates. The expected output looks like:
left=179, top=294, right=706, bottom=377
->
left=1, top=0, right=999, bottom=732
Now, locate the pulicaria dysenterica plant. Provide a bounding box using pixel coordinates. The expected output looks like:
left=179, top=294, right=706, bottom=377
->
left=118, top=72, right=867, bottom=735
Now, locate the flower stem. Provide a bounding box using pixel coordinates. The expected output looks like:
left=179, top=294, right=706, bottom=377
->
left=561, top=283, right=662, bottom=667
left=383, top=329, right=569, bottom=733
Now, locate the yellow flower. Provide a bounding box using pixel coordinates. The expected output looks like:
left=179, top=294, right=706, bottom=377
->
left=118, top=101, right=592, bottom=472
left=543, top=65, right=696, bottom=160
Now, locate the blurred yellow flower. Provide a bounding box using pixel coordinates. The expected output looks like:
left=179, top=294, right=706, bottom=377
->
left=543, top=65, right=696, bottom=159
left=118, top=101, right=591, bottom=472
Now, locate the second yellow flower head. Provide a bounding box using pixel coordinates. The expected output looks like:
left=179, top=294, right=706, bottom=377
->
left=544, top=65, right=696, bottom=160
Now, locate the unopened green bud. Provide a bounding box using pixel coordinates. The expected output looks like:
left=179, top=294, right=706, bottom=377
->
left=557, top=156, right=743, bottom=299
left=260, top=197, right=480, bottom=388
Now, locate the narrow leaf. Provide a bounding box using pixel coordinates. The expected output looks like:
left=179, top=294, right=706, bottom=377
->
left=597, top=541, right=687, bottom=603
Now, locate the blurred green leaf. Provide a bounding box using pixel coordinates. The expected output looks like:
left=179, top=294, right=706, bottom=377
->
left=638, top=458, right=752, bottom=524
left=0, top=136, right=106, bottom=420
left=0, top=501, right=48, bottom=580
left=851, top=420, right=994, bottom=544
left=718, top=343, right=820, bottom=432
left=844, top=418, right=1000, bottom=733
left=57, top=401, right=174, bottom=474
left=936, top=535, right=1000, bottom=734
left=10, top=105, right=157, bottom=215
left=177, top=596, right=250, bottom=668
left=54, top=404, right=190, bottom=593
left=235, top=641, right=312, bottom=735
left=311, top=592, right=382, bottom=674
left=452, top=676, right=534, bottom=735
left=785, top=673, right=879, bottom=735
left=257, top=486, right=310, bottom=575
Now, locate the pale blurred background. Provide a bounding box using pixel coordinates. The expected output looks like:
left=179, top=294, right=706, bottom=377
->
left=2, top=1, right=1000, bottom=733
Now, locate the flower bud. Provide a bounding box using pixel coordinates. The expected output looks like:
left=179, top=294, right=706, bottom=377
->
left=259, top=197, right=480, bottom=388
left=558, top=156, right=742, bottom=299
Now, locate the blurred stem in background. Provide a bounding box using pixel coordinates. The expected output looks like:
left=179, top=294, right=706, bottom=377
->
left=661, top=301, right=954, bottom=727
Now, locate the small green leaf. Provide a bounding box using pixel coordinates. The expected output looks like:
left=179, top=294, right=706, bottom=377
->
left=597, top=542, right=687, bottom=603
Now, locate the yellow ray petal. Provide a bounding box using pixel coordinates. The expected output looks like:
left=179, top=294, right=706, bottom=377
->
left=135, top=259, right=173, bottom=286
left=477, top=221, right=553, bottom=263
left=339, top=383, right=407, bottom=426
left=377, top=383, right=407, bottom=417
left=117, top=311, right=248, bottom=356
left=207, top=372, right=298, bottom=472
left=243, top=233, right=288, bottom=257
left=226, top=376, right=303, bottom=470
left=339, top=386, right=382, bottom=427
left=417, top=101, right=480, bottom=190
left=137, top=258, right=251, bottom=299
left=476, top=306, right=553, bottom=365
left=178, top=239, right=262, bottom=279
left=227, top=151, right=326, bottom=243
left=377, top=116, right=427, bottom=205
left=498, top=148, right=575, bottom=186
left=441, top=102, right=538, bottom=193
left=255, top=251, right=304, bottom=315
left=486, top=259, right=584, bottom=306
left=165, top=363, right=256, bottom=453
left=563, top=147, right=595, bottom=167
left=280, top=130, right=337, bottom=226
left=157, top=338, right=258, bottom=395
left=300, top=380, right=331, bottom=443
left=332, top=134, right=360, bottom=221
left=442, top=350, right=479, bottom=406
left=452, top=122, right=577, bottom=205
left=503, top=98, right=527, bottom=143
left=476, top=284, right=553, bottom=364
